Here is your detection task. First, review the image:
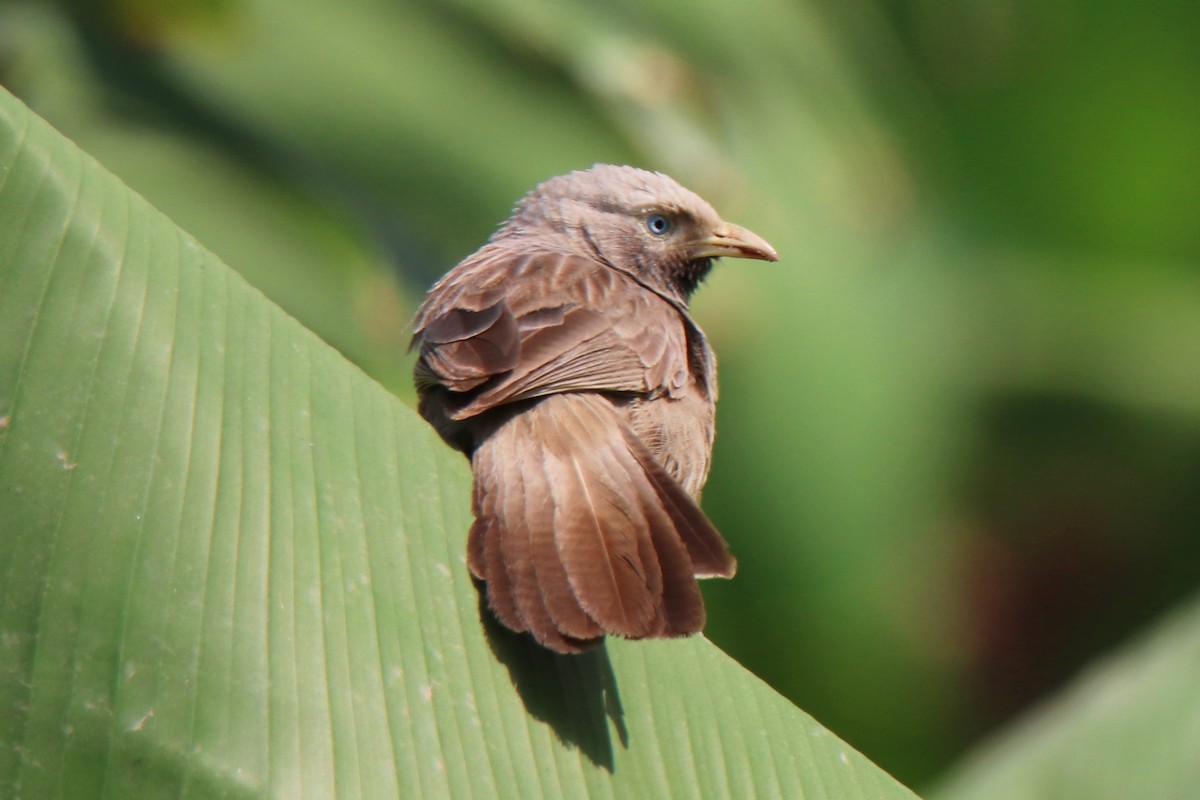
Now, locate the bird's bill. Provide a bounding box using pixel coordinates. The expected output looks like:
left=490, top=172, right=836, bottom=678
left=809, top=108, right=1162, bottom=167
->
left=690, top=222, right=778, bottom=262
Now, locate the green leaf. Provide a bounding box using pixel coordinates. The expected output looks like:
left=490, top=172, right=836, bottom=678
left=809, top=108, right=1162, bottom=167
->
left=932, top=593, right=1200, bottom=800
left=1, top=1, right=413, bottom=396
left=0, top=86, right=917, bottom=798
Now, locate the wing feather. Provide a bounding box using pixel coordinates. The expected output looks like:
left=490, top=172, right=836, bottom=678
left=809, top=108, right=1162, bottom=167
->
left=413, top=249, right=688, bottom=419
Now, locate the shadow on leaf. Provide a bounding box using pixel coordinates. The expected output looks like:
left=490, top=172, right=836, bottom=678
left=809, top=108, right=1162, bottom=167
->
left=478, top=586, right=629, bottom=771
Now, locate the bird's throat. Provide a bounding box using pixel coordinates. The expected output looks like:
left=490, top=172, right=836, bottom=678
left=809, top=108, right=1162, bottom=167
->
left=675, top=257, right=714, bottom=302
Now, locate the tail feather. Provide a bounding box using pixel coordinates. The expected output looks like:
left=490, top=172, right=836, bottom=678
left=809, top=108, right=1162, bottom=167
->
left=478, top=517, right=523, bottom=634
left=524, top=426, right=604, bottom=640
left=469, top=393, right=733, bottom=653
left=631, top=468, right=707, bottom=637
left=487, top=417, right=587, bottom=652
left=466, top=480, right=487, bottom=580
left=628, top=435, right=737, bottom=579
left=567, top=404, right=679, bottom=637
left=542, top=402, right=659, bottom=637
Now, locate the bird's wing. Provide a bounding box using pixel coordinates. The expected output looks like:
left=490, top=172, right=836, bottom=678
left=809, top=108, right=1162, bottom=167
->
left=413, top=249, right=690, bottom=419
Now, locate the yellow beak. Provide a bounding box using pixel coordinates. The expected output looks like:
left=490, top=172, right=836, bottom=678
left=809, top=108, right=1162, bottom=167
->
left=691, top=222, right=778, bottom=262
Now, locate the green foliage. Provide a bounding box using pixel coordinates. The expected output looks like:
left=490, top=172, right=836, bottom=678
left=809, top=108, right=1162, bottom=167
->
left=932, top=593, right=1200, bottom=800
left=0, top=84, right=918, bottom=799
left=2, top=0, right=1199, bottom=793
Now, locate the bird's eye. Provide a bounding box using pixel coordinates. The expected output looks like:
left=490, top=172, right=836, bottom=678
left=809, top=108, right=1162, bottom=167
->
left=646, top=213, right=672, bottom=236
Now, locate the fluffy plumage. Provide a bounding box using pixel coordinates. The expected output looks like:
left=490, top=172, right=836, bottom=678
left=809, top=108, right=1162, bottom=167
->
left=413, top=164, right=777, bottom=653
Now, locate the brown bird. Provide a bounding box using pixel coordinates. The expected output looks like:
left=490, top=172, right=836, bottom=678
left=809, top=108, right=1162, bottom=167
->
left=412, top=164, right=777, bottom=653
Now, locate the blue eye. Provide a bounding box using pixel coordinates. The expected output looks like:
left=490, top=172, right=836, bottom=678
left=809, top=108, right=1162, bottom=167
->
left=646, top=213, right=672, bottom=235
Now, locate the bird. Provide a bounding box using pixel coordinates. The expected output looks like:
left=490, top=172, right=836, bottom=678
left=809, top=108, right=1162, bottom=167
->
left=411, top=164, right=777, bottom=653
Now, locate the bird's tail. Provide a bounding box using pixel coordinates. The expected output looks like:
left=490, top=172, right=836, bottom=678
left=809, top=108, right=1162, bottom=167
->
left=467, top=393, right=736, bottom=654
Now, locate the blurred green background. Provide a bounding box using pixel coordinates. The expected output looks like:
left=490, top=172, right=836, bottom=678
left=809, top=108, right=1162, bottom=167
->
left=3, top=0, right=1197, bottom=790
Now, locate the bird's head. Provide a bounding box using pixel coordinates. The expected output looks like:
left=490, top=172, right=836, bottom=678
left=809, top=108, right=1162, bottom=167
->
left=496, top=164, right=777, bottom=304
